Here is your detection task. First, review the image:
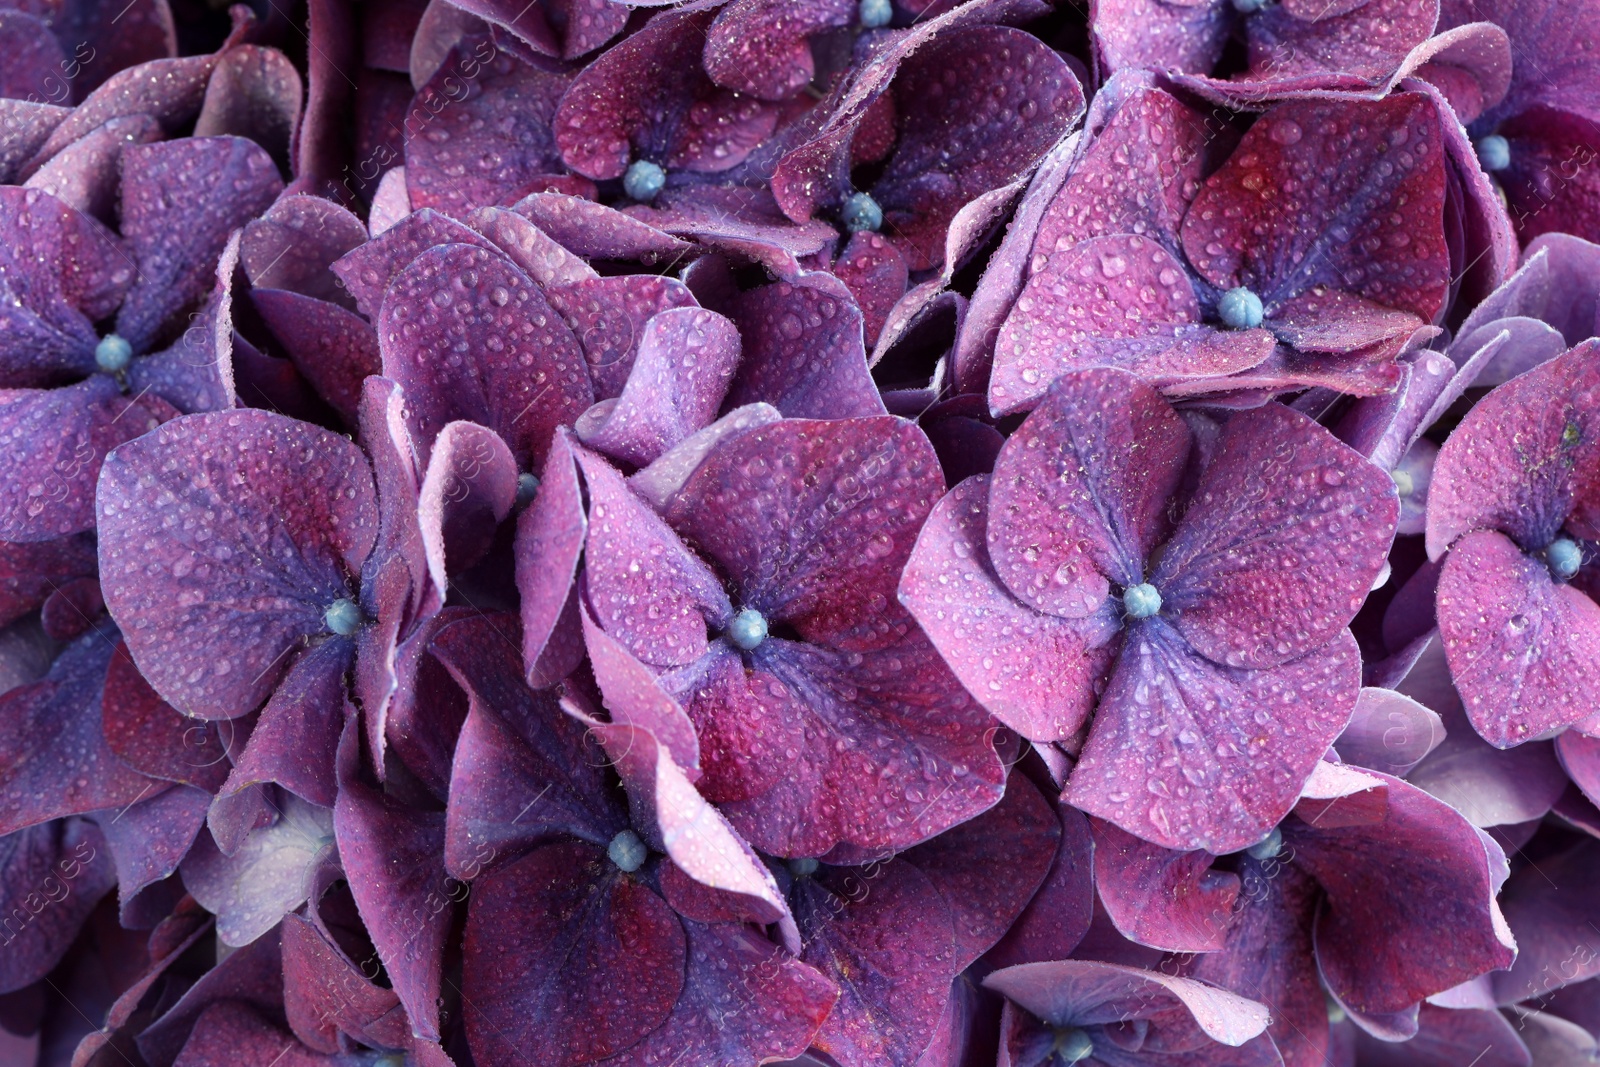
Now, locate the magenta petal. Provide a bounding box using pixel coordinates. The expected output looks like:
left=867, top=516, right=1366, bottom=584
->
left=1289, top=770, right=1516, bottom=1016
left=1437, top=529, right=1600, bottom=746
left=1070, top=623, right=1362, bottom=853
left=378, top=242, right=594, bottom=469
left=575, top=307, right=741, bottom=466
left=217, top=640, right=351, bottom=809
left=899, top=476, right=1119, bottom=742
left=1406, top=679, right=1567, bottom=825
left=724, top=276, right=887, bottom=420
left=0, top=533, right=96, bottom=630
left=135, top=922, right=285, bottom=1067
left=113, top=136, right=283, bottom=352
left=0, top=378, right=170, bottom=542
left=703, top=0, right=853, bottom=101
left=1491, top=839, right=1600, bottom=1005
left=1351, top=1004, right=1531, bottom=1067
left=461, top=204, right=596, bottom=290
left=984, top=796, right=1095, bottom=969
left=171, top=1002, right=325, bottom=1067
left=0, top=819, right=115, bottom=995
left=252, top=289, right=381, bottom=426
left=419, top=419, right=519, bottom=584
left=405, top=44, right=569, bottom=213
left=515, top=432, right=587, bottom=688
left=989, top=369, right=1191, bottom=617
left=545, top=275, right=698, bottom=400
left=464, top=840, right=686, bottom=1066
left=1156, top=402, right=1398, bottom=670
left=511, top=192, right=693, bottom=264
left=553, top=9, right=779, bottom=180
left=1091, top=817, right=1239, bottom=952
left=581, top=607, right=702, bottom=778
left=281, top=914, right=408, bottom=1053
left=240, top=194, right=366, bottom=308
left=331, top=207, right=497, bottom=320
left=97, top=411, right=378, bottom=720
left=1093, top=0, right=1231, bottom=75
left=833, top=231, right=909, bottom=348
left=181, top=794, right=336, bottom=946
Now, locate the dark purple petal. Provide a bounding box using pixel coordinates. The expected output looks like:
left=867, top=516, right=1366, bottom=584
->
left=1092, top=817, right=1239, bottom=952
left=1093, top=0, right=1231, bottom=76
left=0, top=533, right=96, bottom=630
left=544, top=274, right=699, bottom=400
left=193, top=45, right=303, bottom=171
left=704, top=0, right=853, bottom=101
left=217, top=640, right=351, bottom=809
left=1155, top=402, right=1398, bottom=671
left=511, top=192, right=693, bottom=265
left=989, top=368, right=1192, bottom=617
left=0, top=819, right=115, bottom=995
left=114, top=136, right=283, bottom=352
left=0, top=11, right=66, bottom=102
left=1070, top=623, right=1362, bottom=853
left=180, top=794, right=336, bottom=946
left=252, top=288, right=381, bottom=426
left=331, top=207, right=496, bottom=320
left=984, top=796, right=1094, bottom=969
left=377, top=241, right=594, bottom=469
left=28, top=50, right=223, bottom=170
left=1492, top=839, right=1600, bottom=1005
left=281, top=913, right=408, bottom=1053
left=240, top=194, right=367, bottom=308
left=94, top=784, right=210, bottom=927
left=515, top=432, right=587, bottom=688
left=97, top=410, right=379, bottom=720
left=171, top=1001, right=326, bottom=1067
left=724, top=276, right=887, bottom=420
left=1559, top=731, right=1600, bottom=809
left=461, top=203, right=596, bottom=290
left=1350, top=1005, right=1530, bottom=1067
left=833, top=231, right=909, bottom=348
left=135, top=923, right=285, bottom=1067
left=575, top=307, right=742, bottom=466
left=0, top=100, right=67, bottom=183
left=23, top=114, right=162, bottom=223
left=899, top=476, right=1119, bottom=742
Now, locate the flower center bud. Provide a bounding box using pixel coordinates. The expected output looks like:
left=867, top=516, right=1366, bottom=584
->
left=623, top=159, right=666, bottom=202
left=728, top=608, right=769, bottom=651
left=609, top=829, right=648, bottom=872
left=1246, top=826, right=1283, bottom=860
left=1218, top=287, right=1264, bottom=329
left=789, top=857, right=819, bottom=878
left=859, top=0, right=893, bottom=27
left=1052, top=1027, right=1094, bottom=1063
left=1390, top=468, right=1414, bottom=498
left=95, top=334, right=133, bottom=373
left=323, top=598, right=364, bottom=636
left=841, top=192, right=883, bottom=233
left=1547, top=537, right=1583, bottom=581
left=1475, top=134, right=1511, bottom=172
left=516, top=472, right=541, bottom=509
left=1231, top=0, right=1271, bottom=12
left=1122, top=583, right=1162, bottom=620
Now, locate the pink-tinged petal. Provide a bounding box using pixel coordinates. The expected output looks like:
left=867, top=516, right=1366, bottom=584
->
left=1092, top=0, right=1231, bottom=76
left=628, top=403, right=784, bottom=510
left=1288, top=770, right=1516, bottom=1017
left=0, top=378, right=174, bottom=542
left=797, top=859, right=958, bottom=1067
left=405, top=44, right=569, bottom=213
left=1242, top=0, right=1438, bottom=85
left=1351, top=1004, right=1530, bottom=1067
left=193, top=45, right=302, bottom=171
left=445, top=0, right=559, bottom=56
left=419, top=419, right=518, bottom=586
left=553, top=9, right=779, bottom=180
left=1268, top=289, right=1429, bottom=359
left=991, top=234, right=1275, bottom=413
left=180, top=795, right=336, bottom=946
left=240, top=194, right=367, bottom=309
left=113, top=136, right=283, bottom=352
left=704, top=0, right=853, bottom=101
left=1436, top=528, right=1600, bottom=746
left=463, top=840, right=686, bottom=1065
left=1182, top=95, right=1450, bottom=324
left=94, top=783, right=210, bottom=926
left=512, top=192, right=693, bottom=265
left=575, top=307, right=741, bottom=467
left=134, top=921, right=285, bottom=1067
left=0, top=11, right=67, bottom=102
left=1071, top=623, right=1362, bottom=854
left=0, top=100, right=67, bottom=182
left=1560, top=732, right=1600, bottom=809
left=97, top=410, right=378, bottom=720
left=216, top=640, right=352, bottom=809
left=103, top=641, right=233, bottom=794
left=0, top=533, right=96, bottom=630
left=581, top=607, right=702, bottom=778
left=986, top=959, right=1273, bottom=1045
left=0, top=819, right=115, bottom=995
left=1499, top=107, right=1600, bottom=244
left=331, top=207, right=497, bottom=319
left=27, top=50, right=222, bottom=170
left=0, top=186, right=129, bottom=387
left=899, top=476, right=1119, bottom=742
left=833, top=231, right=909, bottom=348
left=171, top=1002, right=329, bottom=1067
left=665, top=645, right=801, bottom=805
left=898, top=770, right=1060, bottom=969
left=724, top=276, right=886, bottom=420
left=23, top=114, right=162, bottom=223
left=515, top=433, right=587, bottom=688
left=578, top=444, right=730, bottom=667
left=985, top=796, right=1094, bottom=968
left=252, top=289, right=380, bottom=427
left=38, top=575, right=102, bottom=640
left=990, top=368, right=1191, bottom=616
left=547, top=0, right=629, bottom=58
left=1091, top=817, right=1239, bottom=952
left=1156, top=403, right=1398, bottom=671
left=1333, top=686, right=1446, bottom=777
left=1428, top=341, right=1600, bottom=558
left=1492, top=839, right=1600, bottom=1005
left=544, top=274, right=698, bottom=400
left=281, top=914, right=408, bottom=1053
left=378, top=242, right=593, bottom=468
left=462, top=203, right=596, bottom=290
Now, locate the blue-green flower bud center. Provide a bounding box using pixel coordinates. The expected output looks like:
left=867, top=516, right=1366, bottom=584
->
left=1548, top=537, right=1583, bottom=581
left=609, top=829, right=648, bottom=872
left=789, top=857, right=819, bottom=878
left=1123, top=583, right=1162, bottom=620
left=841, top=192, right=883, bottom=233
left=1053, top=1027, right=1094, bottom=1062
left=1232, top=0, right=1271, bottom=12
left=1246, top=826, right=1284, bottom=860
left=1218, top=287, right=1264, bottom=329
left=324, top=598, right=364, bottom=636
left=95, top=334, right=132, bottom=373
left=728, top=608, right=769, bottom=651
left=516, top=472, right=541, bottom=508
left=1476, top=134, right=1511, bottom=172
left=623, top=159, right=666, bottom=202
left=859, top=0, right=893, bottom=27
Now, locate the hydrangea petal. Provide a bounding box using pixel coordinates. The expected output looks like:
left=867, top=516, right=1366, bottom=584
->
left=217, top=639, right=352, bottom=809
left=240, top=194, right=367, bottom=309
left=545, top=275, right=698, bottom=400
left=511, top=192, right=693, bottom=265
left=1091, top=817, right=1239, bottom=952
left=0, top=819, right=115, bottom=995
left=984, top=796, right=1095, bottom=969
left=252, top=288, right=381, bottom=426
left=97, top=410, right=378, bottom=720
left=419, top=419, right=518, bottom=586
left=1351, top=1004, right=1532, bottom=1067
left=1491, top=839, right=1600, bottom=1005
left=23, top=113, right=162, bottom=222
left=724, top=276, right=886, bottom=420
left=281, top=914, right=408, bottom=1053
left=703, top=0, right=853, bottom=101
left=94, top=783, right=210, bottom=926
left=1333, top=686, right=1447, bottom=777
left=331, top=207, right=497, bottom=320
left=0, top=533, right=96, bottom=631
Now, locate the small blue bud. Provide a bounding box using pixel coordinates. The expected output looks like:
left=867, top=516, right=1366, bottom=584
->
left=789, top=857, right=819, bottom=878
left=1548, top=537, right=1583, bottom=581
left=1053, top=1028, right=1095, bottom=1063
left=1475, top=134, right=1511, bottom=172
left=324, top=598, right=364, bottom=636
left=1232, top=0, right=1270, bottom=11
left=608, top=829, right=648, bottom=872
left=1123, top=583, right=1162, bottom=620
left=841, top=191, right=883, bottom=233
left=728, top=608, right=769, bottom=651
left=95, top=334, right=132, bottom=373
left=623, top=159, right=666, bottom=202
left=516, top=472, right=541, bottom=508
left=859, top=0, right=893, bottom=27
left=1246, top=826, right=1284, bottom=861
left=1218, top=287, right=1265, bottom=330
